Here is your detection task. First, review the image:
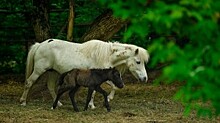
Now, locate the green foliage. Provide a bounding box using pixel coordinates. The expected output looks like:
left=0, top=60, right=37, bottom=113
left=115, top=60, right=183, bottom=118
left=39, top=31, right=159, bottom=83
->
left=98, top=0, right=220, bottom=117
left=0, top=0, right=104, bottom=73
left=0, top=1, right=30, bottom=74
left=0, top=45, right=26, bottom=74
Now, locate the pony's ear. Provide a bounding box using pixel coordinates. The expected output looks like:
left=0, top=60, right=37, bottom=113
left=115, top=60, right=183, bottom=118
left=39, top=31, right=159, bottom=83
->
left=135, top=49, right=139, bottom=55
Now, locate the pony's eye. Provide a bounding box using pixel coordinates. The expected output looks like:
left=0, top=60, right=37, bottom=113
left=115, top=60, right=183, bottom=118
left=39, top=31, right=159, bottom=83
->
left=136, top=61, right=141, bottom=64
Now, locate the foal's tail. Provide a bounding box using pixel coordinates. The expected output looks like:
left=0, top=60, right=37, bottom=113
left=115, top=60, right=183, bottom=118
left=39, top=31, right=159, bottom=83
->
left=25, top=43, right=41, bottom=81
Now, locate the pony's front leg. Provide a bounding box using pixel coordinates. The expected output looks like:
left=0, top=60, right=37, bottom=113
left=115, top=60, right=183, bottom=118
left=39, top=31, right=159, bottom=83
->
left=88, top=91, right=96, bottom=109
left=106, top=81, right=118, bottom=102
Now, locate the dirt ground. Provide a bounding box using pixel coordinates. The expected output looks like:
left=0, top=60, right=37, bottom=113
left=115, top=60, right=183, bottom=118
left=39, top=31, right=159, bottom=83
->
left=0, top=73, right=219, bottom=123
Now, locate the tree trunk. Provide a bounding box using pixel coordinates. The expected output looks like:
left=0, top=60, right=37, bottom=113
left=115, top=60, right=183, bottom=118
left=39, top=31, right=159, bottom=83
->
left=31, top=0, right=52, bottom=42
left=67, top=0, right=75, bottom=41
left=79, top=10, right=128, bottom=42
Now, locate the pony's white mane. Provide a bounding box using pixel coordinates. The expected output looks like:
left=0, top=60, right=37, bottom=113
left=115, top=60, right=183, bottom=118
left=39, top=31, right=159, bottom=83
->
left=112, top=42, right=150, bottom=63
left=136, top=47, right=150, bottom=63
left=80, top=40, right=149, bottom=69
left=80, top=40, right=113, bottom=67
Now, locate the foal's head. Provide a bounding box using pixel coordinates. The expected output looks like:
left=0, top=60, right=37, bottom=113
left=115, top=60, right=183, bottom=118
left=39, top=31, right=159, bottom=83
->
left=106, top=68, right=124, bottom=88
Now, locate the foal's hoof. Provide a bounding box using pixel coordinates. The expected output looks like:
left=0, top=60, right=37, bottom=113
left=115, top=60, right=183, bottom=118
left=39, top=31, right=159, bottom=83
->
left=107, top=108, right=111, bottom=112
left=74, top=109, right=80, bottom=112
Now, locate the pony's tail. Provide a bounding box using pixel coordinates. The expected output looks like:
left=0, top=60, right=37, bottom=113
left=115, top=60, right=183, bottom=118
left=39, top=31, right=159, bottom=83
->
left=25, top=43, right=41, bottom=81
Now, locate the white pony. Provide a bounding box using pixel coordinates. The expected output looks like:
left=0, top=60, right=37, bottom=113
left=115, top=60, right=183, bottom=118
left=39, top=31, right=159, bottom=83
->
left=20, top=39, right=149, bottom=107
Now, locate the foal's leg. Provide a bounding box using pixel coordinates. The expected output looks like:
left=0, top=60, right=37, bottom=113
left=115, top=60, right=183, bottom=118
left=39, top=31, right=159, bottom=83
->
left=88, top=91, right=96, bottom=109
left=84, top=87, right=95, bottom=111
left=95, top=86, right=111, bottom=112
left=20, top=69, right=45, bottom=106
left=52, top=86, right=73, bottom=109
left=69, top=85, right=80, bottom=112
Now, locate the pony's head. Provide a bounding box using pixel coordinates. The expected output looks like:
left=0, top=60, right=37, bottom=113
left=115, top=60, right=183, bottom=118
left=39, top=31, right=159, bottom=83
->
left=126, top=48, right=149, bottom=82
left=109, top=42, right=150, bottom=82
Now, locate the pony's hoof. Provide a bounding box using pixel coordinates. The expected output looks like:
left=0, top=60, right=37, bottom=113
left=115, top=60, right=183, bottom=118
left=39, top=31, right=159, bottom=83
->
left=88, top=105, right=96, bottom=109
left=107, top=96, right=113, bottom=101
left=20, top=98, right=26, bottom=106
left=88, top=103, right=96, bottom=109
left=107, top=98, right=111, bottom=102
left=57, top=101, right=63, bottom=107
left=20, top=102, right=26, bottom=106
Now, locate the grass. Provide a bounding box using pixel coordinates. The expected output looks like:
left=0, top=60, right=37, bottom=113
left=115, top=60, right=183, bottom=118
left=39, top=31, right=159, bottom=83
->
left=0, top=80, right=219, bottom=123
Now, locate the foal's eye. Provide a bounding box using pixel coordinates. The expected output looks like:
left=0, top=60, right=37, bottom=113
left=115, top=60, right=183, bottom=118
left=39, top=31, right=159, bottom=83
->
left=115, top=72, right=120, bottom=77
left=136, top=61, right=141, bottom=64
left=115, top=72, right=119, bottom=76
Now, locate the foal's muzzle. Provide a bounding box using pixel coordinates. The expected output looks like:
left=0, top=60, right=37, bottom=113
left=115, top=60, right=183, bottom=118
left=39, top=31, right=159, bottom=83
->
left=118, top=83, right=124, bottom=89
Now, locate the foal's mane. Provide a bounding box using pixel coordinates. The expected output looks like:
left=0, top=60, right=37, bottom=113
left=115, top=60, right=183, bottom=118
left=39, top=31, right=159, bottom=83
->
left=90, top=68, right=117, bottom=77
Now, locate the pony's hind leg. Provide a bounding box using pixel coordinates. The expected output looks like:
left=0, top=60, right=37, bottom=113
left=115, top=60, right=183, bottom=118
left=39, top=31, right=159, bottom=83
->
left=47, top=71, right=63, bottom=107
left=20, top=70, right=43, bottom=106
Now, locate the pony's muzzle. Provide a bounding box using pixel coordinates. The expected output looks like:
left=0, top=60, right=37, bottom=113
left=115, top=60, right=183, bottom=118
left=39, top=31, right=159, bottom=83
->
left=139, top=77, right=147, bottom=82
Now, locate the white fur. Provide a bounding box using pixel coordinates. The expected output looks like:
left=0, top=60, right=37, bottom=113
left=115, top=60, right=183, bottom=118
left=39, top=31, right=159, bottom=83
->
left=20, top=39, right=150, bottom=107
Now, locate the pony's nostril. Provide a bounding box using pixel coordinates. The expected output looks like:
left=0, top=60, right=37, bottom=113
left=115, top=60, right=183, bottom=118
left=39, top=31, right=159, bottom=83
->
left=141, top=77, right=147, bottom=82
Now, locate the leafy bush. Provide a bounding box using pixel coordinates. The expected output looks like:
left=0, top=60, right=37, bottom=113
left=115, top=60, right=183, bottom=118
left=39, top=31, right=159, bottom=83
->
left=98, top=0, right=220, bottom=117
left=0, top=45, right=26, bottom=74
